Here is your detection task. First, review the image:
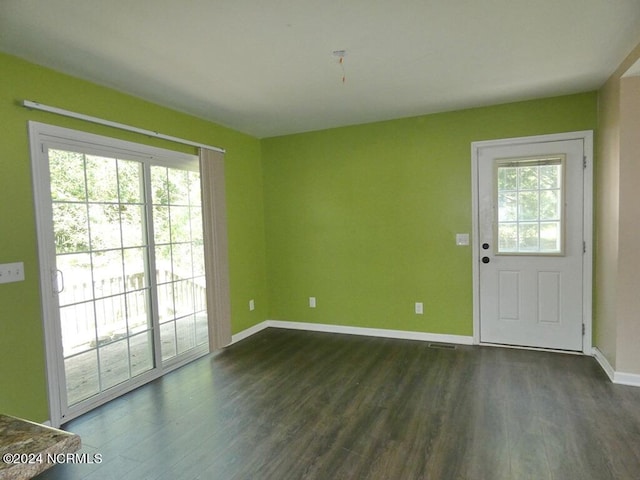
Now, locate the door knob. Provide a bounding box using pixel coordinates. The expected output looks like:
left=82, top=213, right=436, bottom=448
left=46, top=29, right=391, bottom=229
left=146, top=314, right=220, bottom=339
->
left=481, top=257, right=490, bottom=264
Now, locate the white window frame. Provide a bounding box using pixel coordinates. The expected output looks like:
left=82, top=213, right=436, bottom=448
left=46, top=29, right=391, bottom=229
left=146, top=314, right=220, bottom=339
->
left=493, top=154, right=566, bottom=256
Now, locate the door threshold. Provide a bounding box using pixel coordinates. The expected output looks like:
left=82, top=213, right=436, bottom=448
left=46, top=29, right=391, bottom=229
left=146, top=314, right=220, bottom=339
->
left=479, top=342, right=584, bottom=355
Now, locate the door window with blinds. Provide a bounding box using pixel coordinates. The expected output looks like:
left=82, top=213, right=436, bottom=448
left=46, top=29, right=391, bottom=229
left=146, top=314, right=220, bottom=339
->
left=494, top=155, right=565, bottom=255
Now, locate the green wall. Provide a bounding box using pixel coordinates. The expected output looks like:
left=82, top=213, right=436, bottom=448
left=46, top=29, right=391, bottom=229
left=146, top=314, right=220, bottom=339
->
left=0, top=49, right=599, bottom=423
left=0, top=52, right=268, bottom=421
left=262, top=93, right=597, bottom=334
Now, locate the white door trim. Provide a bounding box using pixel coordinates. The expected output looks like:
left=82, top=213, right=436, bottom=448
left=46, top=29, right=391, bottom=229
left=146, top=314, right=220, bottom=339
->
left=471, top=131, right=593, bottom=354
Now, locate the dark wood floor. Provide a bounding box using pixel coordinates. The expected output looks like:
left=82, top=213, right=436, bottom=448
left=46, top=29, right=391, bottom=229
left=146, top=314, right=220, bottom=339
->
left=37, top=328, right=640, bottom=480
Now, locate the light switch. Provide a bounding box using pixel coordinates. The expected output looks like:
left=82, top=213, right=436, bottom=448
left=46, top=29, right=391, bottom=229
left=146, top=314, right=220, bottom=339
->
left=0, top=262, right=25, bottom=284
left=456, top=233, right=470, bottom=246
left=309, top=297, right=316, bottom=308
left=249, top=299, right=255, bottom=311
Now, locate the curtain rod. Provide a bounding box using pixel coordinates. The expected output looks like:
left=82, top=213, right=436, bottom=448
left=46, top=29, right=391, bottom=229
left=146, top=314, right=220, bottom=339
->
left=22, top=100, right=225, bottom=154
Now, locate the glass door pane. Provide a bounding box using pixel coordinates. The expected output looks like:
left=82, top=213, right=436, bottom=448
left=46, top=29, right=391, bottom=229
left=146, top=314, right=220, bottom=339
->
left=49, top=148, right=155, bottom=407
left=495, top=156, right=564, bottom=254
left=151, top=165, right=208, bottom=364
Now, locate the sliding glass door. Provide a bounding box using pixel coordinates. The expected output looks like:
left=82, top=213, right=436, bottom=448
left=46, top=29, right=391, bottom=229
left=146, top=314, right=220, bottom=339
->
left=31, top=124, right=210, bottom=424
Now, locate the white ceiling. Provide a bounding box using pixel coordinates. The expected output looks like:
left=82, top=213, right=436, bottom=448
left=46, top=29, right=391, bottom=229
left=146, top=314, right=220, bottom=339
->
left=2, top=1, right=640, bottom=138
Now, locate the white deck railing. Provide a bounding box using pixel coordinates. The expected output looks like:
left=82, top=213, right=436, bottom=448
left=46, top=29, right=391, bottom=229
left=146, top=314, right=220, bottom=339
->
left=60, top=270, right=206, bottom=355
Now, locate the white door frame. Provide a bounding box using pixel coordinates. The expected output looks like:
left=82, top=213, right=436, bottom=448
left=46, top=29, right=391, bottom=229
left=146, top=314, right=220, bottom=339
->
left=471, top=131, right=593, bottom=354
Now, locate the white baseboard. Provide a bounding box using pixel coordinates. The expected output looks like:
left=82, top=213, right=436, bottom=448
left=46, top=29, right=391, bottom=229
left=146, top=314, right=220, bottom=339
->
left=231, top=319, right=473, bottom=346
left=614, top=372, right=640, bottom=387
left=593, top=347, right=615, bottom=381
left=230, top=321, right=270, bottom=344
left=593, top=347, right=640, bottom=387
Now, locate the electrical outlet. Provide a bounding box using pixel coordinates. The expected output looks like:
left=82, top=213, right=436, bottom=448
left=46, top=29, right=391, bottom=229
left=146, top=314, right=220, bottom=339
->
left=309, top=297, right=316, bottom=308
left=0, top=262, right=25, bottom=284
left=249, top=299, right=255, bottom=311
left=415, top=302, right=424, bottom=315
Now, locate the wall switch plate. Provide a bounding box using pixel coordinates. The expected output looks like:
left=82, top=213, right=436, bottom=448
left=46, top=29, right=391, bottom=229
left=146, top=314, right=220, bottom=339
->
left=415, top=302, right=423, bottom=314
left=249, top=299, right=255, bottom=311
left=456, top=233, right=470, bottom=246
left=309, top=297, right=316, bottom=308
left=0, top=262, right=25, bottom=284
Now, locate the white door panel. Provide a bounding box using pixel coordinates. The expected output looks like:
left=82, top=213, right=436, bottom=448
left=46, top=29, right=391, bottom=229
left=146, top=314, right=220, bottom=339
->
left=476, top=137, right=586, bottom=351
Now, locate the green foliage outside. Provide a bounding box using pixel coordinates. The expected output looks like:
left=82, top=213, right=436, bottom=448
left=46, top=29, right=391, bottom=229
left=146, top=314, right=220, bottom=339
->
left=49, top=149, right=203, bottom=277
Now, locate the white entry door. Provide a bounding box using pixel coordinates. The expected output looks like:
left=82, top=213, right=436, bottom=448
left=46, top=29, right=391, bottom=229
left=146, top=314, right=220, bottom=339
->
left=473, top=132, right=592, bottom=351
